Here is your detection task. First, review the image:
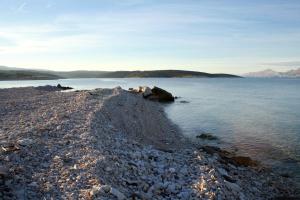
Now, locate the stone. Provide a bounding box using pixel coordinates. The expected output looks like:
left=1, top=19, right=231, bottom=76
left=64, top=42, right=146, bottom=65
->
left=110, top=187, right=126, bottom=200
left=105, top=167, right=112, bottom=172
left=179, top=100, right=190, bottom=103
left=90, top=185, right=101, bottom=196
left=177, top=190, right=190, bottom=199
left=0, top=166, right=9, bottom=177
left=100, top=185, right=111, bottom=193
left=17, top=138, right=34, bottom=146
left=140, top=86, right=152, bottom=98
left=217, top=167, right=228, bottom=177
left=169, top=167, right=176, bottom=173
left=148, top=86, right=175, bottom=102
left=225, top=181, right=240, bottom=192
left=167, top=183, right=177, bottom=194
left=28, top=182, right=38, bottom=187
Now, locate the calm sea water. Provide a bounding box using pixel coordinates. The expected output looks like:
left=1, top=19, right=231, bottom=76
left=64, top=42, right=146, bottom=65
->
left=1, top=78, right=299, bottom=181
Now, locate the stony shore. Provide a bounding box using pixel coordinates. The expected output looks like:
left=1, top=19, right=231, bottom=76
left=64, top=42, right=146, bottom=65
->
left=0, top=86, right=298, bottom=199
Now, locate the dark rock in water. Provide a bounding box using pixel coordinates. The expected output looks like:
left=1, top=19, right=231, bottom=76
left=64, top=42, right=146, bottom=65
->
left=200, top=146, right=258, bottom=167
left=201, top=146, right=223, bottom=155
left=179, top=100, right=190, bottom=103
left=57, top=84, right=73, bottom=90
left=148, top=86, right=175, bottom=102
left=230, top=156, right=258, bottom=167
left=196, top=133, right=217, bottom=140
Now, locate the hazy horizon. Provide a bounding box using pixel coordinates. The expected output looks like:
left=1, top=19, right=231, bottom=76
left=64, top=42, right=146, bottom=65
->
left=0, top=0, right=300, bottom=74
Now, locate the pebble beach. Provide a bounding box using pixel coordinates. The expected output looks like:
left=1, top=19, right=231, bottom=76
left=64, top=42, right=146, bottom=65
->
left=0, top=86, right=298, bottom=199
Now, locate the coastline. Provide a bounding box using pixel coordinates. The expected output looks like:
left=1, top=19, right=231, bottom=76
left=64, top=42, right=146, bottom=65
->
left=0, top=86, right=297, bottom=199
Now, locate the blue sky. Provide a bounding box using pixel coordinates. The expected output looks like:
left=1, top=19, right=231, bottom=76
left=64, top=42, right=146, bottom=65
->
left=0, top=0, right=300, bottom=74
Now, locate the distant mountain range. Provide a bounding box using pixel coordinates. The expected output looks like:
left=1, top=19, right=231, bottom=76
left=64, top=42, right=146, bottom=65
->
left=244, top=68, right=300, bottom=78
left=0, top=66, right=240, bottom=80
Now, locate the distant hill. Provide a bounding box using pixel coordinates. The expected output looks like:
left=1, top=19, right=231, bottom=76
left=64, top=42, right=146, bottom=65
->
left=0, top=66, right=27, bottom=71
left=0, top=70, right=62, bottom=80
left=56, top=70, right=240, bottom=78
left=244, top=68, right=300, bottom=78
left=0, top=67, right=240, bottom=80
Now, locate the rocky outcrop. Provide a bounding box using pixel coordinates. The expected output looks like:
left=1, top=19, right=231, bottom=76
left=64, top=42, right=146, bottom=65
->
left=57, top=84, right=73, bottom=90
left=129, top=86, right=175, bottom=102
left=149, top=86, right=175, bottom=102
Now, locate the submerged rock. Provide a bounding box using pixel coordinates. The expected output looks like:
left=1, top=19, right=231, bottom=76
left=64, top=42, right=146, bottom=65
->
left=196, top=133, right=218, bottom=140
left=179, top=100, right=190, bottom=103
left=230, top=156, right=258, bottom=167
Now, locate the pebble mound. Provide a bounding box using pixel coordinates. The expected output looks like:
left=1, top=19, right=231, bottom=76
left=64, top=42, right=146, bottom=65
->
left=0, top=86, right=297, bottom=199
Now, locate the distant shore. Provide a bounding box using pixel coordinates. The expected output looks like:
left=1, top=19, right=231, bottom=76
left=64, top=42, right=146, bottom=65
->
left=0, top=86, right=297, bottom=199
left=0, top=69, right=240, bottom=81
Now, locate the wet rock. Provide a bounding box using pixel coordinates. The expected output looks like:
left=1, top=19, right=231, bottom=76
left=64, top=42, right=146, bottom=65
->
left=196, top=133, right=218, bottom=140
left=148, top=86, right=175, bottom=102
left=230, top=156, right=258, bottom=167
left=179, top=100, right=190, bottom=103
left=57, top=84, right=73, bottom=90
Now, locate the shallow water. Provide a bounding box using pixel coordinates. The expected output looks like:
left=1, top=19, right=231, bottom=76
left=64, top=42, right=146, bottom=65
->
left=1, top=78, right=299, bottom=182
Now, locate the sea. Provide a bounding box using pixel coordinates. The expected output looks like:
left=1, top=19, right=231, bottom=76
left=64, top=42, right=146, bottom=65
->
left=1, top=78, right=299, bottom=183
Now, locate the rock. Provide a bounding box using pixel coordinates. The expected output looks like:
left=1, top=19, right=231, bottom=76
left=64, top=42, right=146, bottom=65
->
left=196, top=133, right=217, bottom=140
left=105, top=167, right=112, bottom=172
left=169, top=167, right=176, bottom=173
left=148, top=86, right=175, bottom=102
left=17, top=138, right=34, bottom=146
left=225, top=181, right=240, bottom=192
left=89, top=185, right=101, bottom=196
left=200, top=146, right=225, bottom=155
left=177, top=190, right=190, bottom=199
left=223, top=175, right=236, bottom=183
left=100, top=185, right=111, bottom=193
left=0, top=166, right=9, bottom=177
left=57, top=84, right=73, bottom=90
left=110, top=187, right=126, bottom=200
left=179, top=100, right=190, bottom=103
left=142, top=87, right=152, bottom=98
left=217, top=167, right=228, bottom=177
left=230, top=156, right=258, bottom=167
left=167, top=183, right=177, bottom=194
left=28, top=182, right=38, bottom=187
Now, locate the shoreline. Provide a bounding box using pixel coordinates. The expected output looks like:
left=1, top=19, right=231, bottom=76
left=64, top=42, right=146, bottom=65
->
left=0, top=86, right=298, bottom=199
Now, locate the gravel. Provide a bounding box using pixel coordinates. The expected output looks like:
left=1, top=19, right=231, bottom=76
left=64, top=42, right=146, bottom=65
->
left=0, top=86, right=297, bottom=199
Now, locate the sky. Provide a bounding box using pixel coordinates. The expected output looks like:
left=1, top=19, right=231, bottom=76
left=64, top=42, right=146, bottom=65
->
left=0, top=0, right=300, bottom=74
